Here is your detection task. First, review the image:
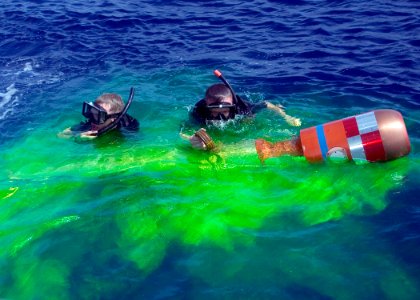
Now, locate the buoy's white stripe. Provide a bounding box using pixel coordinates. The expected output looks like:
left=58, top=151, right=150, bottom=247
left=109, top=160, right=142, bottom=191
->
left=355, top=111, right=378, bottom=135
left=348, top=135, right=366, bottom=161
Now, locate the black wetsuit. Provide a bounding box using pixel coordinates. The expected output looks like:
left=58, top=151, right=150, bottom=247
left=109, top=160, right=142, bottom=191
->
left=190, top=95, right=267, bottom=125
left=72, top=114, right=139, bottom=132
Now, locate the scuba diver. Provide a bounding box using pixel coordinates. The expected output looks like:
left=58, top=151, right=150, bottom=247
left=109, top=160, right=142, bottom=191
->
left=59, top=87, right=139, bottom=139
left=182, top=70, right=301, bottom=151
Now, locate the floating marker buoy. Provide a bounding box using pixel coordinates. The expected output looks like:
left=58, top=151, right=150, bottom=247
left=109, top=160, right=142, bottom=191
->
left=256, top=109, right=411, bottom=163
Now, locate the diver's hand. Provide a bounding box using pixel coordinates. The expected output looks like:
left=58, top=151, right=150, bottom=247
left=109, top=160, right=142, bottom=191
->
left=190, top=130, right=207, bottom=150
left=57, top=127, right=73, bottom=139
left=285, top=115, right=301, bottom=127
left=79, top=130, right=98, bottom=139
left=193, top=128, right=216, bottom=150
left=190, top=135, right=207, bottom=150
left=180, top=128, right=215, bottom=151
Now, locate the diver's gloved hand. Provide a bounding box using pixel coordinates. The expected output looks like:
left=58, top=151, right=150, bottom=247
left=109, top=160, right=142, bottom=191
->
left=179, top=129, right=205, bottom=150
left=179, top=128, right=216, bottom=151
left=189, top=133, right=206, bottom=150
left=180, top=128, right=215, bottom=151
left=191, top=128, right=216, bottom=151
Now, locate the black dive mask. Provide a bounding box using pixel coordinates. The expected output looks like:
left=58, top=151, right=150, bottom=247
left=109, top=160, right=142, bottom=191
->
left=204, top=102, right=236, bottom=121
left=82, top=102, right=120, bottom=125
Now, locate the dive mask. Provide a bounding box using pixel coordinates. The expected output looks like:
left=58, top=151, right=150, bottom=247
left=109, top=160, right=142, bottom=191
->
left=205, top=102, right=236, bottom=121
left=82, top=102, right=120, bottom=125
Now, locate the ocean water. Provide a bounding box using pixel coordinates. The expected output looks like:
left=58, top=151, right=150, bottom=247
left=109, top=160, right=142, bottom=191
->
left=0, top=0, right=419, bottom=299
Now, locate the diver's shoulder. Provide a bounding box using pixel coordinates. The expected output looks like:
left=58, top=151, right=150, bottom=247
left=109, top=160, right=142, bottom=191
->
left=121, top=114, right=139, bottom=130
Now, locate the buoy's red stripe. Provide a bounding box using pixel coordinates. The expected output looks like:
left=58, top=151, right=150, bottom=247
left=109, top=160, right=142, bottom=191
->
left=361, top=130, right=386, bottom=162
left=343, top=117, right=359, bottom=137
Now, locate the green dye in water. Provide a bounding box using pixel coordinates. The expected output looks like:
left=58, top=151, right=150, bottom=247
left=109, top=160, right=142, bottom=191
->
left=1, top=71, right=419, bottom=299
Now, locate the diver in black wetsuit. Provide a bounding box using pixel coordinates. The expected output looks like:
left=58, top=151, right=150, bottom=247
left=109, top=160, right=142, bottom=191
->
left=60, top=88, right=139, bottom=139
left=190, top=83, right=267, bottom=125
left=183, top=71, right=301, bottom=151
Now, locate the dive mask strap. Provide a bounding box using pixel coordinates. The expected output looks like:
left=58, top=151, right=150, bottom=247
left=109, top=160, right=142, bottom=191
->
left=97, top=87, right=135, bottom=136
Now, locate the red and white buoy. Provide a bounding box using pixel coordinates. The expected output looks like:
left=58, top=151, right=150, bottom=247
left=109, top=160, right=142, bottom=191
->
left=300, top=109, right=411, bottom=163
left=255, top=109, right=411, bottom=164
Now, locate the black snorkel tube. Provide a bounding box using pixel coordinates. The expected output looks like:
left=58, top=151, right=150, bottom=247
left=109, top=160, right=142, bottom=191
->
left=213, top=69, right=238, bottom=107
left=97, top=87, right=135, bottom=136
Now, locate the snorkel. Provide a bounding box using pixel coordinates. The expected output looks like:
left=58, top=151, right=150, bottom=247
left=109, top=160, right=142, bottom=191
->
left=96, top=87, right=135, bottom=136
left=213, top=69, right=238, bottom=107
left=200, top=69, right=239, bottom=122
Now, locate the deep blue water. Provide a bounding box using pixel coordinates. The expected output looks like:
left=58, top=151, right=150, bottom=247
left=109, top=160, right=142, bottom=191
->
left=1, top=0, right=418, bottom=129
left=0, top=0, right=419, bottom=299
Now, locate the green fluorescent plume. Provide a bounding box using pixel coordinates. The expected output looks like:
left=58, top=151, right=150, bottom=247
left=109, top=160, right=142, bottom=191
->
left=0, top=71, right=418, bottom=299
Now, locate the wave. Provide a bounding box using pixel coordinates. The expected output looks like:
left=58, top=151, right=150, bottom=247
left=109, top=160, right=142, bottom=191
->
left=0, top=58, right=64, bottom=121
left=0, top=84, right=18, bottom=120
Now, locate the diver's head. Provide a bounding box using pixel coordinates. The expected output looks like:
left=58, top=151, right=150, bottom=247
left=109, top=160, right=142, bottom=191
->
left=82, top=93, right=124, bottom=131
left=204, top=83, right=236, bottom=121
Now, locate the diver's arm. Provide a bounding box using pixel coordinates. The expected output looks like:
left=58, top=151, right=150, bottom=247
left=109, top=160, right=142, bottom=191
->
left=57, top=127, right=74, bottom=139
left=58, top=128, right=98, bottom=139
left=264, top=101, right=301, bottom=127
left=79, top=130, right=99, bottom=139
left=58, top=122, right=99, bottom=140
